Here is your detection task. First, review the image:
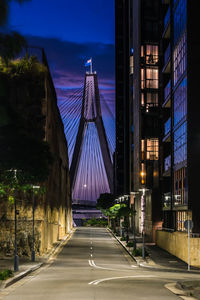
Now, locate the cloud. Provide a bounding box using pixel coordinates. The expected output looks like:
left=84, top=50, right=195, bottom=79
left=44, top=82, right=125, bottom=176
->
left=25, top=35, right=115, bottom=108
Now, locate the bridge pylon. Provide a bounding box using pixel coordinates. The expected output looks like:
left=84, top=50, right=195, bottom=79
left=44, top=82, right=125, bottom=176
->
left=70, top=72, right=113, bottom=195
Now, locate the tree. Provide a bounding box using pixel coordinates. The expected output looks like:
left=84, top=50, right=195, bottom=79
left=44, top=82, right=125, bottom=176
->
left=0, top=0, right=31, bottom=26
left=0, top=0, right=31, bottom=64
left=96, top=193, right=115, bottom=209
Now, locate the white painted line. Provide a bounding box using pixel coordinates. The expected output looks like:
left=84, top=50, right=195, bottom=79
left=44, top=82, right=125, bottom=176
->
left=131, top=265, right=137, bottom=268
left=88, top=260, right=93, bottom=267
left=90, top=254, right=93, bottom=257
left=90, top=247, right=92, bottom=250
left=89, top=275, right=156, bottom=285
left=90, top=260, right=138, bottom=272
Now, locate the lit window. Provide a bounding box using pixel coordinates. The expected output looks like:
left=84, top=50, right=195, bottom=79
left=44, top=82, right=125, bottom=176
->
left=146, top=45, right=159, bottom=65
left=141, top=45, right=144, bottom=57
left=146, top=93, right=158, bottom=106
left=146, top=138, right=159, bottom=160
left=146, top=68, right=159, bottom=89
left=141, top=69, right=145, bottom=89
left=130, top=55, right=134, bottom=74
left=141, top=93, right=145, bottom=106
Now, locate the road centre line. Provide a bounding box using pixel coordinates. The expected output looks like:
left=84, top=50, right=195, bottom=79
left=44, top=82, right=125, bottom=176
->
left=89, top=275, right=157, bottom=285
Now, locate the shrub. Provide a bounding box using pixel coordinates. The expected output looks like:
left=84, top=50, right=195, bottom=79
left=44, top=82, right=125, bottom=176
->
left=0, top=269, right=13, bottom=281
left=83, top=218, right=108, bottom=227
left=132, top=248, right=148, bottom=257
left=126, top=241, right=134, bottom=247
left=120, top=237, right=126, bottom=241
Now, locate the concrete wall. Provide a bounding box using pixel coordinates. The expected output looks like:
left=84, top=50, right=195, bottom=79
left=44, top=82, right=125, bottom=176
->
left=156, top=230, right=200, bottom=267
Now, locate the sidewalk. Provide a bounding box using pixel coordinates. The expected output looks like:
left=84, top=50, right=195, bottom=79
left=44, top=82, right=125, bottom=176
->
left=109, top=229, right=200, bottom=300
left=0, top=229, right=74, bottom=289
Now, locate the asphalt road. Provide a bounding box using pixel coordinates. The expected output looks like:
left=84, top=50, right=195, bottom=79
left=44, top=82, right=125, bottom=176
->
left=1, top=227, right=199, bottom=300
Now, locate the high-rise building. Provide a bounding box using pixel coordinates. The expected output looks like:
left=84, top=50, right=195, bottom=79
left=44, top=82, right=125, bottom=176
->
left=115, top=0, right=133, bottom=197
left=132, top=0, right=162, bottom=240
left=161, top=0, right=200, bottom=233
left=115, top=0, right=162, bottom=241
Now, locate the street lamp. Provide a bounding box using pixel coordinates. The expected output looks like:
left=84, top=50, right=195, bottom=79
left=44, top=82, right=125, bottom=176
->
left=13, top=169, right=19, bottom=272
left=131, top=192, right=138, bottom=251
left=32, top=185, right=40, bottom=262
left=139, top=188, right=149, bottom=259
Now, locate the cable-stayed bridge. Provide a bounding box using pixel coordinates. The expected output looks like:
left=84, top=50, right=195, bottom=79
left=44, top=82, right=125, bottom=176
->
left=58, top=70, right=115, bottom=206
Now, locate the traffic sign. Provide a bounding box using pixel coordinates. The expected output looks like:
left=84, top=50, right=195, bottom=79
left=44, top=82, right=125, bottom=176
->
left=184, top=220, right=193, bottom=230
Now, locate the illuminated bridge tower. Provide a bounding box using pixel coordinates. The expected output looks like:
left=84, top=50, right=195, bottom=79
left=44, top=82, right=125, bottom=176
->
left=70, top=72, right=113, bottom=202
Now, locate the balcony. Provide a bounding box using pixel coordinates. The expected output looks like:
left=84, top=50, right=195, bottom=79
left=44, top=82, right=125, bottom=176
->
left=164, top=44, right=171, bottom=65
left=163, top=118, right=171, bottom=142
left=162, top=6, right=170, bottom=39
left=164, top=6, right=170, bottom=29
left=164, top=118, right=171, bottom=135
left=164, top=155, right=171, bottom=172
left=162, top=44, right=171, bottom=73
left=162, top=80, right=171, bottom=108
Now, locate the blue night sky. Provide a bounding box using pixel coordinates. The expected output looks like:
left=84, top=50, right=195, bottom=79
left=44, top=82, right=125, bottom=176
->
left=6, top=0, right=115, bottom=201
left=7, top=0, right=115, bottom=104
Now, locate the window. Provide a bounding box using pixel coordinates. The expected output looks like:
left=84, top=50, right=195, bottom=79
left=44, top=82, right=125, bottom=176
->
left=174, top=77, right=187, bottom=126
left=141, top=93, right=145, bottom=106
left=173, top=32, right=187, bottom=86
left=174, top=121, right=187, bottom=165
left=130, top=55, right=134, bottom=74
left=146, top=45, right=159, bottom=65
left=176, top=211, right=187, bottom=231
left=141, top=69, right=145, bottom=89
left=141, top=139, right=145, bottom=160
left=146, top=138, right=159, bottom=160
left=146, top=93, right=158, bottom=106
left=174, top=167, right=187, bottom=207
left=146, top=68, right=159, bottom=89
left=174, top=0, right=187, bottom=46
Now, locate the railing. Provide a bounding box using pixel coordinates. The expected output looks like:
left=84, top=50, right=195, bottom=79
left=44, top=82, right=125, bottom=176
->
left=164, top=117, right=171, bottom=135
left=164, top=43, right=171, bottom=66
left=164, top=155, right=171, bottom=172
left=164, top=80, right=171, bottom=100
left=164, top=6, right=170, bottom=29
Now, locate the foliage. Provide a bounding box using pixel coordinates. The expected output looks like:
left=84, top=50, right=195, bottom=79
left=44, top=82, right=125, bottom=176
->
left=0, top=32, right=27, bottom=65
left=83, top=218, right=108, bottom=227
left=132, top=248, right=148, bottom=257
left=120, top=237, right=126, bottom=241
left=0, top=54, right=53, bottom=187
left=0, top=0, right=31, bottom=26
left=0, top=269, right=13, bottom=281
left=0, top=178, right=46, bottom=203
left=96, top=193, right=115, bottom=210
left=0, top=0, right=31, bottom=65
left=126, top=241, right=134, bottom=247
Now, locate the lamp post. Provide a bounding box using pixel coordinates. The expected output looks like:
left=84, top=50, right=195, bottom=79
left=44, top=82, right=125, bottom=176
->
left=32, top=185, right=40, bottom=262
left=139, top=188, right=149, bottom=259
left=13, top=169, right=19, bottom=272
left=131, top=192, right=138, bottom=251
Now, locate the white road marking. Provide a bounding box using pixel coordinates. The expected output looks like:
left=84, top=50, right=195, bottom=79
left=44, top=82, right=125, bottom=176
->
left=89, top=275, right=157, bottom=285
left=131, top=265, right=137, bottom=268
left=90, top=254, right=93, bottom=257
left=90, top=247, right=92, bottom=250
left=88, top=260, right=138, bottom=271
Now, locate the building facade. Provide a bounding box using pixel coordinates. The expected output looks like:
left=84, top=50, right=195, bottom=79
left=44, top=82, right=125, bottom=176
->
left=161, top=0, right=200, bottom=233
left=115, top=0, right=162, bottom=241
left=115, top=0, right=133, bottom=197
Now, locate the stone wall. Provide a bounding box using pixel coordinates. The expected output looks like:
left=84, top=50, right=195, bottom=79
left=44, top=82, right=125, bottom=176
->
left=0, top=55, right=72, bottom=257
left=156, top=230, right=200, bottom=267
